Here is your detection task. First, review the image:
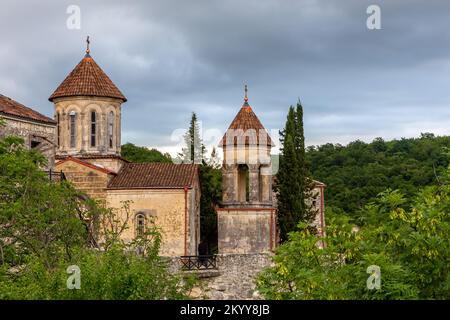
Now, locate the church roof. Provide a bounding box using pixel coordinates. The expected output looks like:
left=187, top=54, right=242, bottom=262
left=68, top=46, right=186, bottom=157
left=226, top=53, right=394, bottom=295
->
left=108, top=163, right=199, bottom=189
left=49, top=53, right=126, bottom=102
left=220, top=87, right=273, bottom=147
left=0, top=94, right=55, bottom=125
left=56, top=156, right=117, bottom=175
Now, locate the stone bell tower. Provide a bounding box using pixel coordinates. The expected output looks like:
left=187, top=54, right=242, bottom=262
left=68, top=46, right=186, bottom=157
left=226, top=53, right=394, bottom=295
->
left=217, top=86, right=277, bottom=254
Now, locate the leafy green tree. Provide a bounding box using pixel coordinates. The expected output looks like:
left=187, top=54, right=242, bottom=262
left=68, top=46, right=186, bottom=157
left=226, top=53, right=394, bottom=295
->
left=257, top=157, right=449, bottom=299
left=276, top=102, right=317, bottom=242
left=307, top=134, right=450, bottom=218
left=198, top=164, right=221, bottom=254
left=0, top=135, right=196, bottom=299
left=121, top=142, right=171, bottom=163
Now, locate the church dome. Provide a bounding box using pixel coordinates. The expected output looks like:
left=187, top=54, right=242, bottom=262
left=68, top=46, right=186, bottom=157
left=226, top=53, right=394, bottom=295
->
left=49, top=42, right=126, bottom=102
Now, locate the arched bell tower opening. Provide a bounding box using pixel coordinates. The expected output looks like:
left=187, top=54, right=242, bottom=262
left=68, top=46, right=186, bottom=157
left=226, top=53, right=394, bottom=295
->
left=217, top=85, right=277, bottom=254
left=237, top=164, right=250, bottom=202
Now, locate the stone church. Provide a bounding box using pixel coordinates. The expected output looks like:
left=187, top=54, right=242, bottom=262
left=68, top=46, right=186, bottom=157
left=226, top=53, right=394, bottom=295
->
left=48, top=44, right=201, bottom=257
left=0, top=40, right=325, bottom=262
left=0, top=94, right=56, bottom=170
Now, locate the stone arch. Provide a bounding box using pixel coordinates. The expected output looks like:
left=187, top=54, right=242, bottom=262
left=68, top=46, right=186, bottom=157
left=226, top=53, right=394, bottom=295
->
left=106, top=108, right=116, bottom=150
left=134, top=212, right=146, bottom=238
left=66, top=105, right=81, bottom=150
left=86, top=104, right=102, bottom=149
left=237, top=164, right=250, bottom=202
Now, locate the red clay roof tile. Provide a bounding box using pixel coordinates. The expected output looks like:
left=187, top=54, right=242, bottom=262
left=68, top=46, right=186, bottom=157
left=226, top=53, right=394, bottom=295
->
left=220, top=101, right=273, bottom=147
left=108, top=163, right=198, bottom=189
left=0, top=94, right=55, bottom=124
left=49, top=54, right=126, bottom=102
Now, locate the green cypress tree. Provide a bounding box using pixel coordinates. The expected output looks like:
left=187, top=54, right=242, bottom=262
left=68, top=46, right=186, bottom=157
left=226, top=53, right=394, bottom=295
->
left=295, top=101, right=318, bottom=225
left=276, top=102, right=317, bottom=242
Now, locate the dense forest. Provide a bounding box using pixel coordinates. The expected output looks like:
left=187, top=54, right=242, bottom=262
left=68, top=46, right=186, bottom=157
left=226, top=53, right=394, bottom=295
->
left=306, top=133, right=450, bottom=219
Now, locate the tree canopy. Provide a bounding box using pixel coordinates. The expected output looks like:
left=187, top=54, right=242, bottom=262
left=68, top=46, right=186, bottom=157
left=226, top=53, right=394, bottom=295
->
left=0, top=135, right=195, bottom=299
left=306, top=134, right=450, bottom=219
left=121, top=142, right=172, bottom=163
left=257, top=157, right=450, bottom=299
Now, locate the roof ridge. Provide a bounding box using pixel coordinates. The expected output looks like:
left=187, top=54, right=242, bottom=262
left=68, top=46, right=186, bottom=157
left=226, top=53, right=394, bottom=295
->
left=0, top=94, right=55, bottom=124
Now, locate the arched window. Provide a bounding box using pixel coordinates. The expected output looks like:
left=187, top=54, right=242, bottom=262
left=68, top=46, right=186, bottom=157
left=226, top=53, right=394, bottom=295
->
left=90, top=111, right=96, bottom=147
left=108, top=111, right=114, bottom=149
left=238, top=164, right=250, bottom=202
left=56, top=113, right=60, bottom=146
left=135, top=213, right=145, bottom=238
left=69, top=111, right=76, bottom=148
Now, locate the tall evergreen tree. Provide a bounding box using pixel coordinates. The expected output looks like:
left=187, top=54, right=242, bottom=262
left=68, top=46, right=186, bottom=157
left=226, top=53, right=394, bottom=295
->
left=177, top=112, right=222, bottom=253
left=178, top=112, right=204, bottom=164
left=276, top=101, right=317, bottom=242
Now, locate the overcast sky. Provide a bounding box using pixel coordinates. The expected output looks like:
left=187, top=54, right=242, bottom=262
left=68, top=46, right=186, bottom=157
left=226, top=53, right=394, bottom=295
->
left=1, top=0, right=449, bottom=156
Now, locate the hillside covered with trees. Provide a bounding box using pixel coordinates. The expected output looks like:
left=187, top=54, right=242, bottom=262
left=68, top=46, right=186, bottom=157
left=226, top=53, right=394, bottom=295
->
left=306, top=134, right=450, bottom=219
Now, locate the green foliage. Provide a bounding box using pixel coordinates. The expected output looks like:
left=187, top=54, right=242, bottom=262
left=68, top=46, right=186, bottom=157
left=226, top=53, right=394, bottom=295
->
left=276, top=102, right=317, bottom=242
left=307, top=134, right=450, bottom=218
left=176, top=112, right=221, bottom=253
left=0, top=135, right=195, bottom=299
left=199, top=164, right=221, bottom=254
left=257, top=161, right=450, bottom=299
left=0, top=242, right=195, bottom=300
left=121, top=142, right=172, bottom=163
left=0, top=135, right=91, bottom=267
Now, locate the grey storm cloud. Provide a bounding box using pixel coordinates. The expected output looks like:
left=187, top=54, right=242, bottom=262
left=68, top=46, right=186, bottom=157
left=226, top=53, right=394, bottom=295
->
left=1, top=0, right=449, bottom=155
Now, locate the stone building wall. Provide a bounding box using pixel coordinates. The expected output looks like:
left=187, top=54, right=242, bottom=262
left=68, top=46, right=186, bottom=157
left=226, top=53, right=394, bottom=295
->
left=309, top=184, right=326, bottom=239
left=0, top=115, right=56, bottom=170
left=106, top=187, right=200, bottom=257
left=222, top=145, right=273, bottom=207
left=55, top=160, right=111, bottom=200
left=81, top=157, right=125, bottom=173
left=170, top=253, right=273, bottom=300
left=52, top=96, right=122, bottom=157
left=217, top=208, right=276, bottom=254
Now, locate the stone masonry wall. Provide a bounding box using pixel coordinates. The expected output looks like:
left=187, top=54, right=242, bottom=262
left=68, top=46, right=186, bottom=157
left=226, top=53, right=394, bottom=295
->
left=55, top=160, right=110, bottom=200
left=170, top=253, right=273, bottom=300
left=217, top=209, right=276, bottom=254
left=0, top=115, right=56, bottom=170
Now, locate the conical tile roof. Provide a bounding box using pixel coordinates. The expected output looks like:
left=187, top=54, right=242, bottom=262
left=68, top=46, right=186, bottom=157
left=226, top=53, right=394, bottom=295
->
left=49, top=53, right=126, bottom=102
left=221, top=99, right=273, bottom=147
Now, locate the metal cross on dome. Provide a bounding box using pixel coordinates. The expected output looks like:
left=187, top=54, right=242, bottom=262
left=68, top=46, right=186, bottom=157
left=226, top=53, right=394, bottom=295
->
left=86, top=36, right=90, bottom=54
left=244, top=84, right=248, bottom=102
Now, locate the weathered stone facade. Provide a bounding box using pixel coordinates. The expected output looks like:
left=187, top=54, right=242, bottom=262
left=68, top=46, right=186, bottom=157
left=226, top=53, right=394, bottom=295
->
left=49, top=48, right=202, bottom=258
left=55, top=157, right=113, bottom=200
left=0, top=114, right=56, bottom=170
left=106, top=185, right=201, bottom=257
left=218, top=95, right=277, bottom=255
left=217, top=208, right=276, bottom=254
left=53, top=96, right=122, bottom=157
left=169, top=253, right=273, bottom=300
